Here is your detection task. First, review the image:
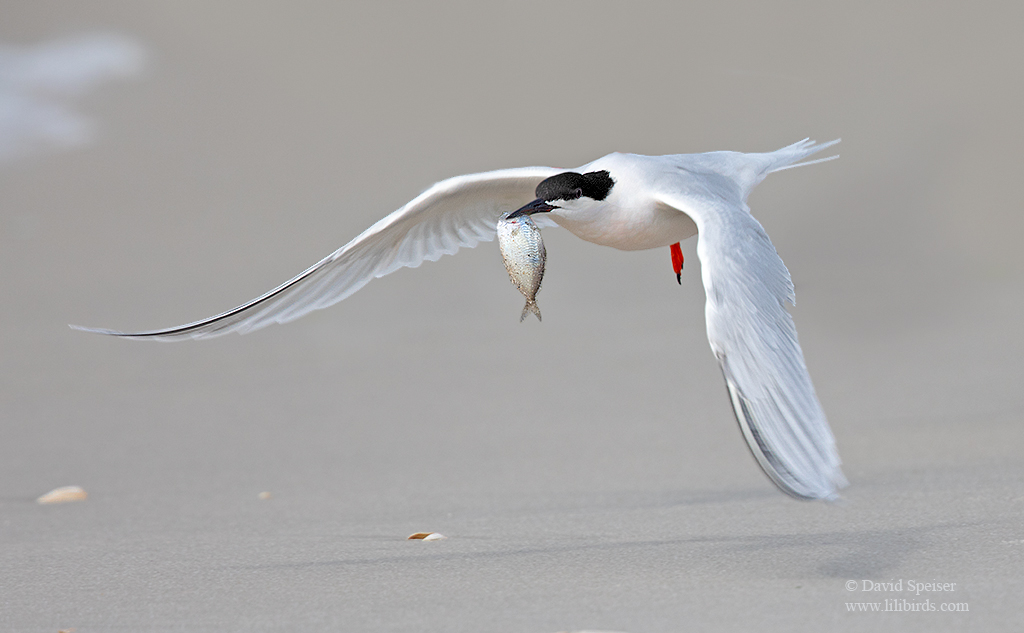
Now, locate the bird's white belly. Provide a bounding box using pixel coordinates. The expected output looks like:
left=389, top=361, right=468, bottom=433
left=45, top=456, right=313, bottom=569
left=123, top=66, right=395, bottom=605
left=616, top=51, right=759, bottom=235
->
left=550, top=203, right=697, bottom=251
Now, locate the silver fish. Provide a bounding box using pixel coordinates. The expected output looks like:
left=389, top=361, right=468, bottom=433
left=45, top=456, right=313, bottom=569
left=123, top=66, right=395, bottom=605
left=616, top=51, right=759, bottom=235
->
left=497, top=211, right=546, bottom=321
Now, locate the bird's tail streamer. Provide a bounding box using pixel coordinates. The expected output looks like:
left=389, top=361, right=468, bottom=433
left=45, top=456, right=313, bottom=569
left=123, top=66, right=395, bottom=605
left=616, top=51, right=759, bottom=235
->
left=766, top=138, right=841, bottom=173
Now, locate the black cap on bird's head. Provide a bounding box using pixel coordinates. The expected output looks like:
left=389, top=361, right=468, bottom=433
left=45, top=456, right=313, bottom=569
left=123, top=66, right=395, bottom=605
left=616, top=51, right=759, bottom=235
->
left=507, top=170, right=615, bottom=218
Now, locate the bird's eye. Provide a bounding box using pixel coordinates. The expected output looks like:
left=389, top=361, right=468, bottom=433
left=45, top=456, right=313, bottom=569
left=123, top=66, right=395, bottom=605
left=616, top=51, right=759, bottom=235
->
left=572, top=188, right=582, bottom=199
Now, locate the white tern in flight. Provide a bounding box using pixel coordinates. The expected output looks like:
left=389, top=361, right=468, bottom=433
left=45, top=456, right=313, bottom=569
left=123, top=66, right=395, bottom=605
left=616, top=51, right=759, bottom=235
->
left=74, top=138, right=846, bottom=501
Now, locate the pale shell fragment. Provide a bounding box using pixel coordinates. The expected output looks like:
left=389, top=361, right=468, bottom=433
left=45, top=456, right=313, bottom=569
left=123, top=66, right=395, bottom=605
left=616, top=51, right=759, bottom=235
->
left=258, top=491, right=272, bottom=500
left=407, top=532, right=447, bottom=541
left=36, top=486, right=87, bottom=504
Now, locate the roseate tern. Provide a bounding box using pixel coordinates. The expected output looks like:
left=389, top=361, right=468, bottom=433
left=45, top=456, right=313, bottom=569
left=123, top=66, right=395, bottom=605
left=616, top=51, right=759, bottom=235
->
left=73, top=138, right=846, bottom=500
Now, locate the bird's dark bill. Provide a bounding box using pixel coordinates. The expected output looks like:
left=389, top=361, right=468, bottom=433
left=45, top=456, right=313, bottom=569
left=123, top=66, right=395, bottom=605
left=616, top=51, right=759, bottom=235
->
left=507, top=198, right=556, bottom=219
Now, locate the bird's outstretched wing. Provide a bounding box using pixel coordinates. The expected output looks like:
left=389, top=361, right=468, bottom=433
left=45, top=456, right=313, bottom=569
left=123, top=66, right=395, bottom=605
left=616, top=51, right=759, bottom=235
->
left=72, top=166, right=560, bottom=340
left=657, top=190, right=846, bottom=500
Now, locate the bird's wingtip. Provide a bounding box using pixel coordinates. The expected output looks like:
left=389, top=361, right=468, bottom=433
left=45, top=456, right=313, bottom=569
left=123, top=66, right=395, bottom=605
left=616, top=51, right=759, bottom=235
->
left=69, top=323, right=129, bottom=337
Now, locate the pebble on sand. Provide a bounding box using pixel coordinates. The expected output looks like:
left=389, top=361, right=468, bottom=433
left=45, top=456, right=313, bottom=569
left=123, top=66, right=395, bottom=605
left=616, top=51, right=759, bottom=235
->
left=36, top=486, right=87, bottom=504
left=407, top=532, right=446, bottom=541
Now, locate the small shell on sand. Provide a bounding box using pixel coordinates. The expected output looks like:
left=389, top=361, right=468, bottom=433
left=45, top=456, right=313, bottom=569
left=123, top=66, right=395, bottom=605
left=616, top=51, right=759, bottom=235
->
left=407, top=532, right=446, bottom=541
left=258, top=491, right=272, bottom=500
left=37, top=486, right=87, bottom=504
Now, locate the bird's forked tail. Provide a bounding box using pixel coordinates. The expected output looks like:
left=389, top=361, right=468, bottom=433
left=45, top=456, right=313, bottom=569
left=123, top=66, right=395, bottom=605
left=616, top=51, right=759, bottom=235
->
left=728, top=138, right=841, bottom=201
left=766, top=137, right=841, bottom=174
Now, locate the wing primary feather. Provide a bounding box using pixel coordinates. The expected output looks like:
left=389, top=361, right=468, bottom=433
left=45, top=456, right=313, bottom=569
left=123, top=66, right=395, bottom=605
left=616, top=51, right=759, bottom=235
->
left=723, top=371, right=820, bottom=500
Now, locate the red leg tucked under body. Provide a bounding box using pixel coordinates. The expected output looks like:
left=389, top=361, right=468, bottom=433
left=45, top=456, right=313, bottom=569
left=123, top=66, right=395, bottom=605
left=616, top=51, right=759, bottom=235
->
left=670, top=242, right=684, bottom=284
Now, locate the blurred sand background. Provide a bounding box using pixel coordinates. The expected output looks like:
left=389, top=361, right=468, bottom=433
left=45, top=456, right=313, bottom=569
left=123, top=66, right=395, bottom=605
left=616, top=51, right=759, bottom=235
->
left=2, top=2, right=1022, bottom=631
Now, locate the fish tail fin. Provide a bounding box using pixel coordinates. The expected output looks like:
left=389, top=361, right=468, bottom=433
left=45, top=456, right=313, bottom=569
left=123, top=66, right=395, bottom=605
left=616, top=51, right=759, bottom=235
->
left=520, top=300, right=542, bottom=322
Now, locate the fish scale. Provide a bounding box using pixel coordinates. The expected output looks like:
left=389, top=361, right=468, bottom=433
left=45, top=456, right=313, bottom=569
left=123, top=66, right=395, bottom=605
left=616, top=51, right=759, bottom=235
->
left=496, top=211, right=546, bottom=321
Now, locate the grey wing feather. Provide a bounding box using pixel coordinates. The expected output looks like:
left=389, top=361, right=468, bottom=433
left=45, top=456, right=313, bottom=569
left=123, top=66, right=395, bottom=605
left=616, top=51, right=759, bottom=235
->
left=660, top=191, right=846, bottom=500
left=71, top=166, right=560, bottom=340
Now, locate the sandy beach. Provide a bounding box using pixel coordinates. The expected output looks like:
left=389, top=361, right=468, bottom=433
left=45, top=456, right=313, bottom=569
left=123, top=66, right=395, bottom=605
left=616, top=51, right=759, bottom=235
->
left=2, top=2, right=1022, bottom=631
